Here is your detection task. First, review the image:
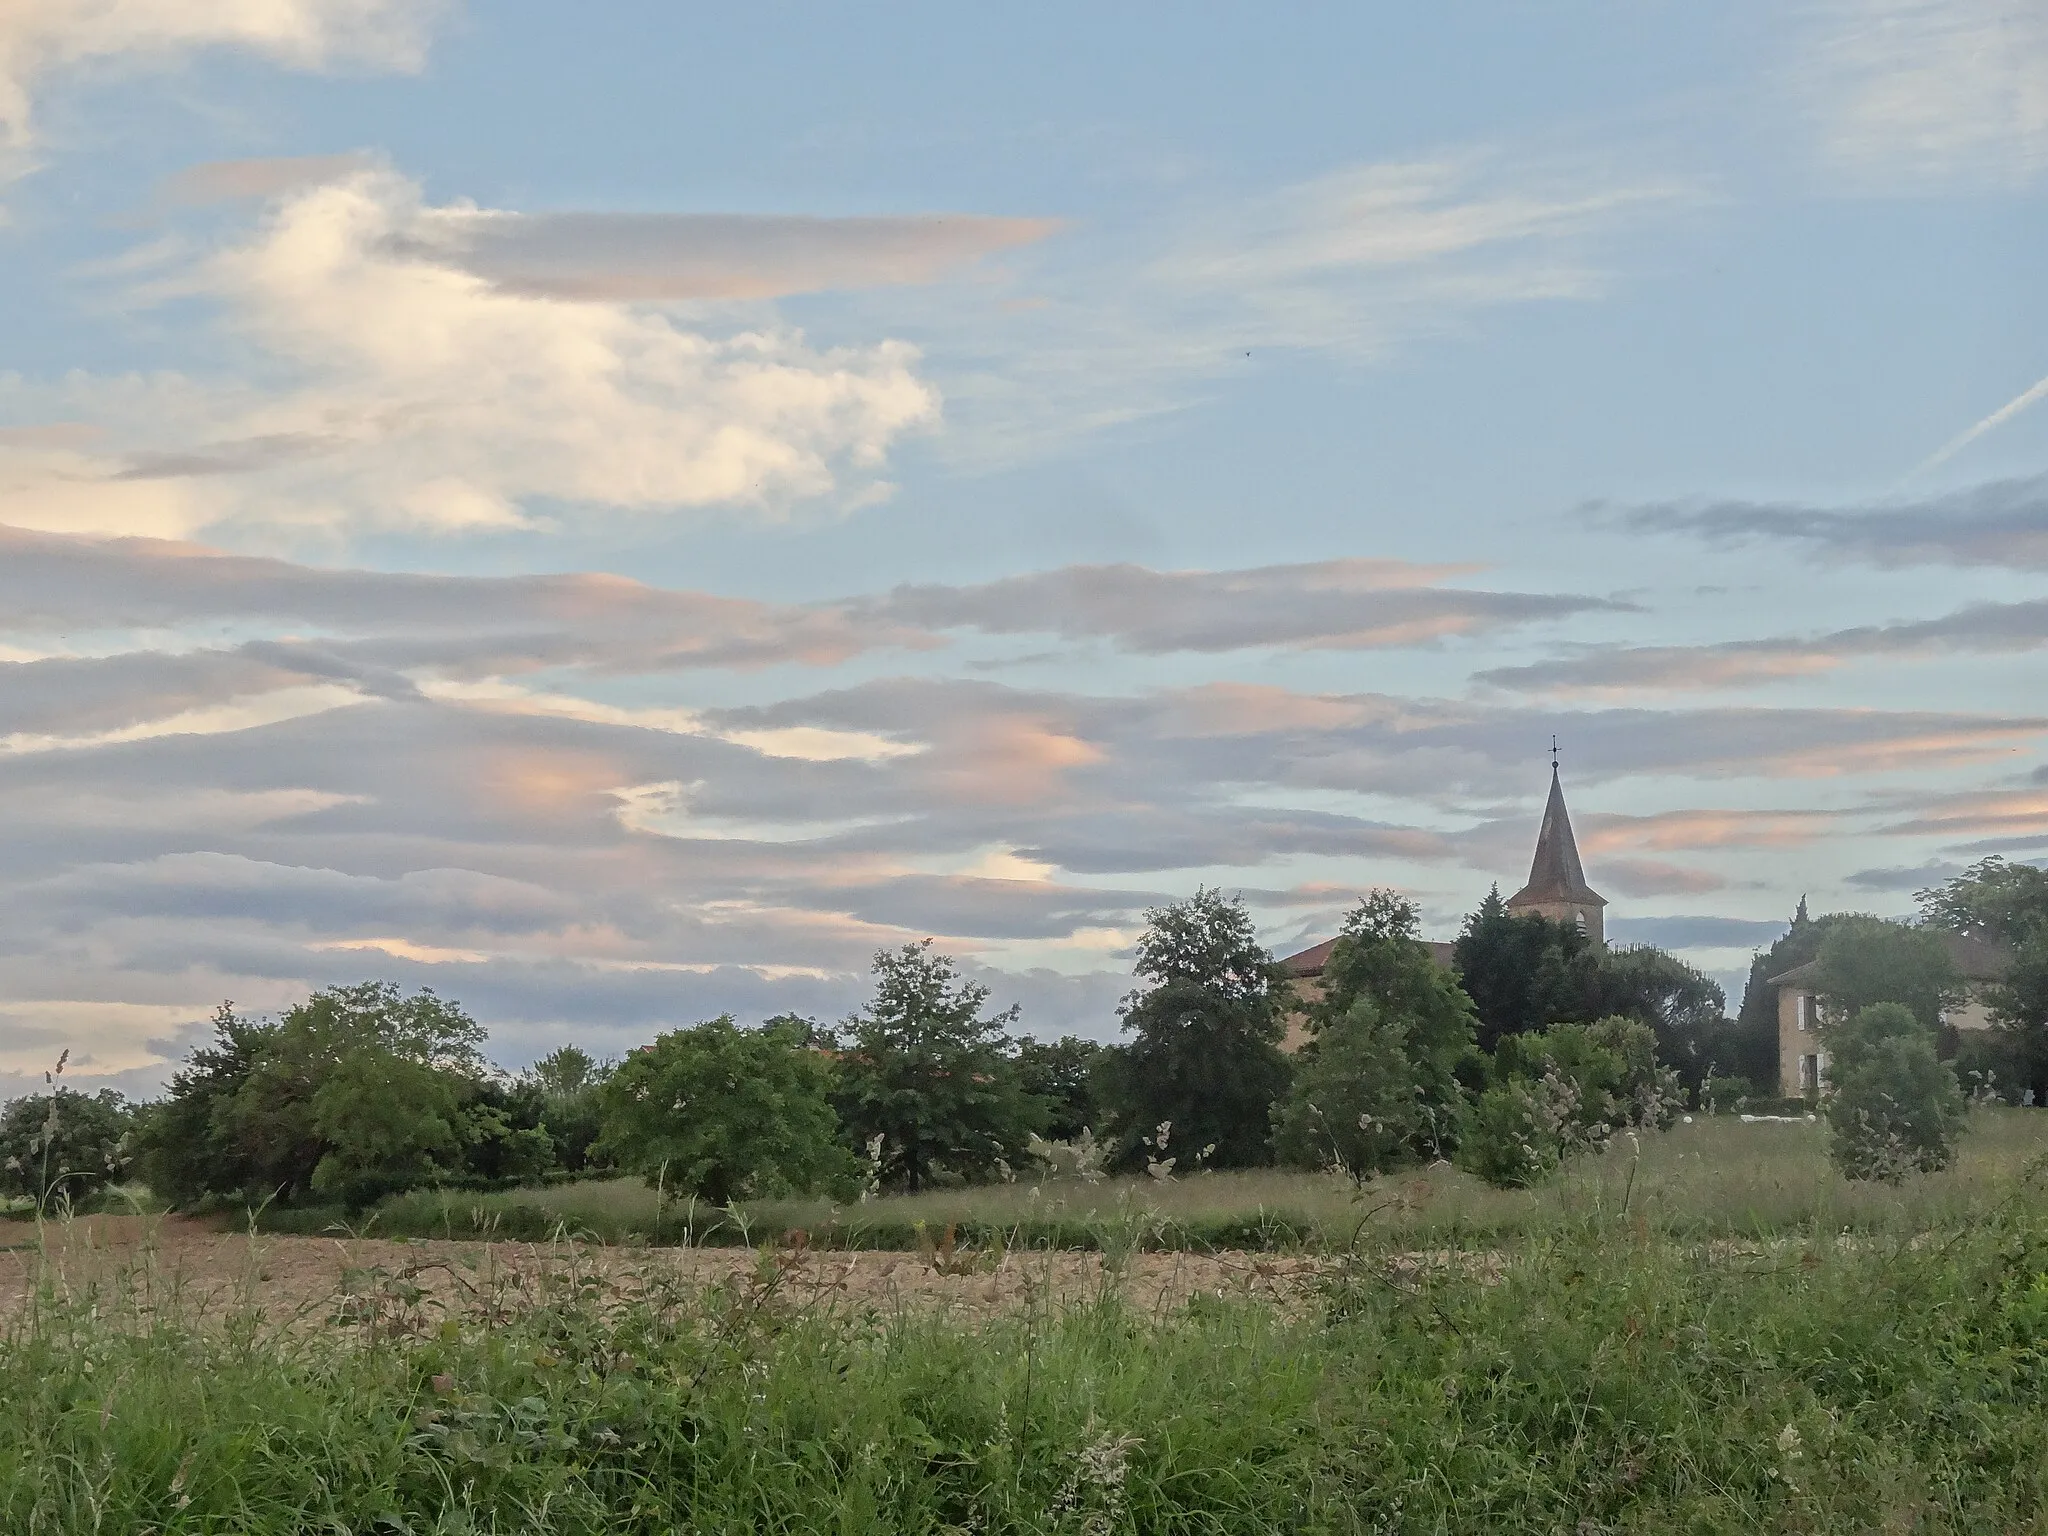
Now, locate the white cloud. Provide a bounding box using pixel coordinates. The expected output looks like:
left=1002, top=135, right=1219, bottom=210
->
left=0, top=1, right=443, bottom=178
left=1800, top=0, right=2048, bottom=189
left=0, top=169, right=942, bottom=538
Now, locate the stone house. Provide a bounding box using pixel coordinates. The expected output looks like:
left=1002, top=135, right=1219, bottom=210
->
left=1769, top=933, right=2014, bottom=1098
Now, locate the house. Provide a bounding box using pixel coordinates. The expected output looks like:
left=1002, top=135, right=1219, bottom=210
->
left=1769, top=933, right=2014, bottom=1098
left=1276, top=762, right=1599, bottom=1049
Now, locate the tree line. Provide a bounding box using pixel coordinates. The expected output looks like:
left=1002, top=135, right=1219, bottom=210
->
left=5, top=857, right=2043, bottom=1213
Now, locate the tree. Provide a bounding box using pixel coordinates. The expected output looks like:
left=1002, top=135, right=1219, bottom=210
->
left=1810, top=916, right=1961, bottom=1032
left=1451, top=888, right=1595, bottom=1051
left=1097, top=889, right=1292, bottom=1170
left=1822, top=1002, right=1967, bottom=1181
left=834, top=942, right=1046, bottom=1191
left=597, top=1017, right=856, bottom=1205
left=1014, top=1036, right=1107, bottom=1142
left=1274, top=891, right=1478, bottom=1176
left=1583, top=945, right=1728, bottom=1099
left=522, top=1045, right=614, bottom=1173
left=137, top=984, right=501, bottom=1209
left=1921, top=858, right=2048, bottom=1103
left=0, top=1075, right=131, bottom=1209
left=1731, top=905, right=1850, bottom=1094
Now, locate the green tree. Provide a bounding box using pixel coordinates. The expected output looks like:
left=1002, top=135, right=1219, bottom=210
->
left=1451, top=888, right=1595, bottom=1051
left=1822, top=1002, right=1967, bottom=1181
left=0, top=1073, right=132, bottom=1209
left=1098, top=889, right=1292, bottom=1170
left=1810, top=916, right=1961, bottom=1031
left=1458, top=1016, right=1680, bottom=1189
left=521, top=1045, right=614, bottom=1173
left=138, top=984, right=500, bottom=1209
left=598, top=1017, right=855, bottom=1204
left=1732, top=903, right=1849, bottom=1094
left=835, top=942, right=1046, bottom=1191
left=1921, top=857, right=2048, bottom=1102
left=1014, top=1036, right=1106, bottom=1142
left=1274, top=891, right=1478, bottom=1176
left=1584, top=945, right=1729, bottom=1099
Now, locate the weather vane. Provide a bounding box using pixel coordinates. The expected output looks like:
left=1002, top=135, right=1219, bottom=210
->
left=1550, top=734, right=1560, bottom=771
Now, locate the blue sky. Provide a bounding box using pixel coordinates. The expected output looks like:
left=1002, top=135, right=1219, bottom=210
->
left=1, top=1, right=2045, bottom=1092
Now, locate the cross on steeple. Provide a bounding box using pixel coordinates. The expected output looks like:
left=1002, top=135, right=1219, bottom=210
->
left=1550, top=734, right=1560, bottom=772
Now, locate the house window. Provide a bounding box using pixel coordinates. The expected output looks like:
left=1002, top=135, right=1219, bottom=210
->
left=1799, top=1053, right=1820, bottom=1094
left=1796, top=993, right=1814, bottom=1032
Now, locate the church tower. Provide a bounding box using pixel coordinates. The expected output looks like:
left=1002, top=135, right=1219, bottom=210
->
left=1504, top=762, right=1607, bottom=945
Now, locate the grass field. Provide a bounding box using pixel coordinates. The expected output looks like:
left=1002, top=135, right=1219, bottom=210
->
left=7, top=1111, right=2048, bottom=1531
left=263, top=1107, right=2048, bottom=1252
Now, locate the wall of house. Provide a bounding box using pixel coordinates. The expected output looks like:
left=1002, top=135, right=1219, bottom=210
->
left=1777, top=984, right=1825, bottom=1098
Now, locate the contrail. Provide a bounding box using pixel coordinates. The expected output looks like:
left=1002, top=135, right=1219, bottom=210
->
left=1911, top=370, right=2048, bottom=477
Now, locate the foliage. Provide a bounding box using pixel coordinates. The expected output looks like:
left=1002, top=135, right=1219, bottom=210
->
left=1013, top=1035, right=1106, bottom=1142
left=0, top=1074, right=131, bottom=1208
left=834, top=942, right=1046, bottom=1192
left=521, top=1045, right=614, bottom=1173
left=1808, top=915, right=1961, bottom=1031
left=1822, top=1002, right=1968, bottom=1182
left=1459, top=1016, right=1681, bottom=1188
left=1580, top=944, right=1727, bottom=1096
left=1732, top=903, right=1849, bottom=1091
left=1922, top=857, right=2048, bottom=1103
left=1452, top=886, right=1594, bottom=1050
left=17, top=1173, right=2048, bottom=1532
left=596, top=1016, right=856, bottom=1205
left=1273, top=891, right=1478, bottom=1177
left=1098, top=889, right=1291, bottom=1170
left=134, top=985, right=505, bottom=1209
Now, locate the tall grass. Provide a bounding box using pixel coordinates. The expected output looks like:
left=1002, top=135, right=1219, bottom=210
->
left=260, top=1108, right=2048, bottom=1252
left=6, top=1162, right=2048, bottom=1531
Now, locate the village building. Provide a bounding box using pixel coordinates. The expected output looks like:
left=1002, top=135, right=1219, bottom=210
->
left=1278, top=762, right=1600, bottom=1049
left=1768, top=933, right=2013, bottom=1098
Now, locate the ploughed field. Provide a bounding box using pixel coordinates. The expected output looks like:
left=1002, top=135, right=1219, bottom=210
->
left=5, top=1111, right=2048, bottom=1533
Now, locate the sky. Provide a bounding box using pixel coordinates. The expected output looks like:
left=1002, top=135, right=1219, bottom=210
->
left=2, top=0, right=2047, bottom=1096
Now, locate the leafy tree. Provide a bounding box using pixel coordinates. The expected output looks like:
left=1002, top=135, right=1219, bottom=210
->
left=1810, top=916, right=1961, bottom=1032
left=1822, top=1002, right=1967, bottom=1181
left=0, top=1071, right=132, bottom=1209
left=1451, top=888, right=1595, bottom=1051
left=1921, top=857, right=2048, bottom=1102
left=1732, top=903, right=1849, bottom=1092
left=1097, top=889, right=1292, bottom=1170
left=1014, top=1036, right=1107, bottom=1141
left=138, top=984, right=499, bottom=1209
left=462, top=1077, right=559, bottom=1184
left=1458, top=1016, right=1680, bottom=1189
left=130, top=1002, right=279, bottom=1206
left=597, top=1016, right=855, bottom=1204
left=1583, top=945, right=1728, bottom=1099
left=1274, top=891, right=1478, bottom=1176
left=834, top=942, right=1046, bottom=1191
left=522, top=1045, right=614, bottom=1173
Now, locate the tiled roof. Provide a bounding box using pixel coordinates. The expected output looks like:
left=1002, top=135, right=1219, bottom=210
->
left=1505, top=765, right=1605, bottom=911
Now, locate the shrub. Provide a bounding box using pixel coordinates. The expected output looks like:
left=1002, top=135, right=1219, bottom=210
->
left=1457, top=1016, right=1680, bottom=1188
left=1273, top=998, right=1439, bottom=1180
left=0, top=1080, right=131, bottom=1209
left=1823, top=1002, right=1968, bottom=1181
left=599, top=1016, right=857, bottom=1205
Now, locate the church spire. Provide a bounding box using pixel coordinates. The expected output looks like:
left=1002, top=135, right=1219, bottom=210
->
left=1505, top=761, right=1607, bottom=942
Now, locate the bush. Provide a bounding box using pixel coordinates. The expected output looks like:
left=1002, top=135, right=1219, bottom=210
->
left=1273, top=998, right=1440, bottom=1180
left=598, top=1016, right=857, bottom=1205
left=1823, top=1002, right=1968, bottom=1181
left=1457, top=1016, right=1680, bottom=1188
left=0, top=1084, right=131, bottom=1209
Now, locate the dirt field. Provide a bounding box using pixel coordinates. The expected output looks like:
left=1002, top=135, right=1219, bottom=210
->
left=1, top=1215, right=1323, bottom=1331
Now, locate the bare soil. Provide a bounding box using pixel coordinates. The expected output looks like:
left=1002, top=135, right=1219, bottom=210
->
left=1, top=1215, right=1323, bottom=1330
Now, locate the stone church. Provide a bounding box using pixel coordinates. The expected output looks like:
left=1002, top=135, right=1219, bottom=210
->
left=1278, top=762, right=1604, bottom=1045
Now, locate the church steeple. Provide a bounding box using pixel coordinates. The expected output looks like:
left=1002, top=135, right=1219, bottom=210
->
left=1504, top=762, right=1607, bottom=944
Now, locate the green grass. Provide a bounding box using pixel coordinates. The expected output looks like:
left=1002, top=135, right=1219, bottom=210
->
left=9, top=1157, right=2048, bottom=1531
left=263, top=1108, right=2048, bottom=1252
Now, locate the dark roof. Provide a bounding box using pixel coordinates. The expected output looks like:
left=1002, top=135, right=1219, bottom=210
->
left=1280, top=936, right=1454, bottom=978
left=1505, top=765, right=1606, bottom=911
left=1768, top=930, right=2015, bottom=989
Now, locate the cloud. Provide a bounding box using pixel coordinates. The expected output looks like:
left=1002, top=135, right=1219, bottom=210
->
left=154, top=152, right=379, bottom=207
left=445, top=211, right=1061, bottom=302
left=1624, top=475, right=2048, bottom=569
left=0, top=2, right=443, bottom=179
left=0, top=169, right=940, bottom=538
left=1476, top=596, right=2048, bottom=695
left=1797, top=0, right=2048, bottom=191
left=870, top=560, right=1627, bottom=653
left=1845, top=859, right=1967, bottom=891
left=1596, top=860, right=1730, bottom=897
left=1607, top=916, right=1790, bottom=950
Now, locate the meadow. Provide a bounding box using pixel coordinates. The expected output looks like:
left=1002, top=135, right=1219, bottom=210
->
left=5, top=1110, right=2048, bottom=1532
left=268, top=1107, right=2048, bottom=1252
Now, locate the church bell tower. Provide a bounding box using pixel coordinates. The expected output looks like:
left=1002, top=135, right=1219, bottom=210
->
left=1504, top=757, right=1607, bottom=946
